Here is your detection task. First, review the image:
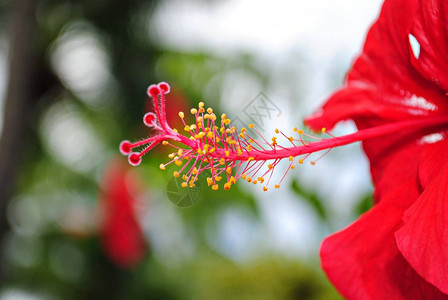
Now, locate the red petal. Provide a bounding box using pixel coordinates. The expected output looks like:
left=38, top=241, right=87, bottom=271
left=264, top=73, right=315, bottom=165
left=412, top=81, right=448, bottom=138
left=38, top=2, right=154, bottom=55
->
left=321, top=144, right=447, bottom=299
left=418, top=137, right=448, bottom=189
left=410, top=0, right=448, bottom=92
left=396, top=141, right=448, bottom=295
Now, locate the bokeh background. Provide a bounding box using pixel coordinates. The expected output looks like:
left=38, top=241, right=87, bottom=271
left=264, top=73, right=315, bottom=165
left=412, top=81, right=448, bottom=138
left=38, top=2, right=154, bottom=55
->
left=0, top=0, right=383, bottom=299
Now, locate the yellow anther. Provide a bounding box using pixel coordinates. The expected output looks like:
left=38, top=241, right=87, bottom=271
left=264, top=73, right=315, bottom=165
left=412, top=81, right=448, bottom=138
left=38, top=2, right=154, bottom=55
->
left=275, top=184, right=280, bottom=189
left=207, top=131, right=213, bottom=139
left=219, top=158, right=225, bottom=165
left=225, top=150, right=230, bottom=157
left=178, top=112, right=185, bottom=119
left=182, top=175, right=188, bottom=181
left=291, top=165, right=295, bottom=170
left=173, top=128, right=178, bottom=133
left=178, top=149, right=183, bottom=156
left=226, top=167, right=232, bottom=174
left=275, top=128, right=279, bottom=134
left=191, top=108, right=198, bottom=114
left=293, top=127, right=298, bottom=132
left=311, top=161, right=316, bottom=166
left=184, top=126, right=190, bottom=132
left=210, top=147, right=216, bottom=154
left=289, top=156, right=293, bottom=162
left=248, top=157, right=254, bottom=161
left=247, top=145, right=253, bottom=151
left=207, top=107, right=213, bottom=114
left=224, top=119, right=231, bottom=125
left=249, top=139, right=254, bottom=143
left=198, top=101, right=205, bottom=108
left=237, top=149, right=242, bottom=156
left=288, top=136, right=294, bottom=142
left=230, top=176, right=236, bottom=184
left=253, top=180, right=258, bottom=185
left=241, top=128, right=247, bottom=133
left=190, top=124, right=196, bottom=131
left=220, top=127, right=225, bottom=134
left=192, top=167, right=198, bottom=175
left=258, top=177, right=264, bottom=183
left=199, top=107, right=205, bottom=113
left=181, top=182, right=188, bottom=188
left=159, top=164, right=166, bottom=170
left=173, top=171, right=180, bottom=178
left=215, top=176, right=222, bottom=182
left=197, top=148, right=202, bottom=155
left=224, top=182, right=231, bottom=190
left=221, top=113, right=227, bottom=120
left=263, top=186, right=268, bottom=192
left=168, top=153, right=175, bottom=159
left=297, top=129, right=304, bottom=134
left=321, top=127, right=326, bottom=133
left=162, top=141, right=169, bottom=145
left=249, top=124, right=254, bottom=128
left=212, top=184, right=219, bottom=191
left=299, top=159, right=304, bottom=164
left=241, top=174, right=247, bottom=180
left=268, top=164, right=273, bottom=170
left=175, top=160, right=183, bottom=166
left=207, top=177, right=213, bottom=186
left=247, top=177, right=252, bottom=183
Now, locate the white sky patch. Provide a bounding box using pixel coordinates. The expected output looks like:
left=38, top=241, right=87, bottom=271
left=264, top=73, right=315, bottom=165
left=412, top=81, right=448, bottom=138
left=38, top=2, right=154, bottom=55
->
left=409, top=33, right=421, bottom=59
left=152, top=0, right=383, bottom=58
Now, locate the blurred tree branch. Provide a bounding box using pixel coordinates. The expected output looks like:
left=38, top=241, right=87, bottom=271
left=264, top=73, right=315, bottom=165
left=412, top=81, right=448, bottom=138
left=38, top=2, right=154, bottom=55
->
left=0, top=0, right=37, bottom=276
left=0, top=0, right=61, bottom=277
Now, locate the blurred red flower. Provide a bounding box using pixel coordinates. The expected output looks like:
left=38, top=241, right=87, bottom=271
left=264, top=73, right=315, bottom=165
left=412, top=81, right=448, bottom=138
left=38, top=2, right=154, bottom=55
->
left=306, top=0, right=448, bottom=298
left=100, top=158, right=146, bottom=268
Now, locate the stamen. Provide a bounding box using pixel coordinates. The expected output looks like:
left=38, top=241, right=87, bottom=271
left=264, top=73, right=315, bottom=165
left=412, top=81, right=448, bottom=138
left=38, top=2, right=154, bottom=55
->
left=121, top=82, right=448, bottom=192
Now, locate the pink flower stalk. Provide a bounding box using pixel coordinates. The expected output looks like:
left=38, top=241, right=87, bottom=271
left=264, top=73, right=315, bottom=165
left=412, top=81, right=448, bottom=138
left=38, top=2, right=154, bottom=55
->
left=120, top=82, right=448, bottom=191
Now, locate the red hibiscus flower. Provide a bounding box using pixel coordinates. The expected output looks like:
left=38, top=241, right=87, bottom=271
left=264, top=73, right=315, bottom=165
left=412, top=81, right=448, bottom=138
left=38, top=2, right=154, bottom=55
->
left=305, top=0, right=448, bottom=298
left=100, top=158, right=147, bottom=269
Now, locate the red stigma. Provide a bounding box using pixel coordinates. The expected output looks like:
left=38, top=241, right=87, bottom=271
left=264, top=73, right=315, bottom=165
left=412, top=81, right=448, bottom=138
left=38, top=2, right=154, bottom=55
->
left=147, top=85, right=160, bottom=97
left=143, top=112, right=157, bottom=127
left=128, top=153, right=142, bottom=166
left=158, top=82, right=170, bottom=93
left=120, top=140, right=132, bottom=155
